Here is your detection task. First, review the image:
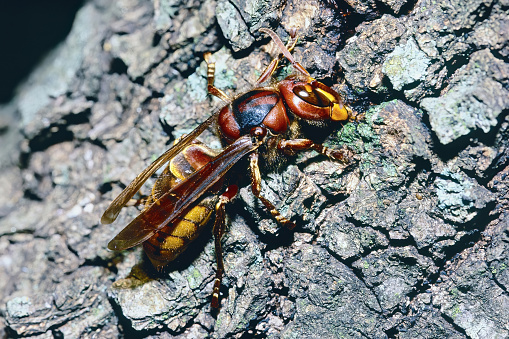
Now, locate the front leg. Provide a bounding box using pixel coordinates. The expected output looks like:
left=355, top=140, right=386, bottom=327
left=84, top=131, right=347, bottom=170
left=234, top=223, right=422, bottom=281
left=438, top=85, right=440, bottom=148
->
left=204, top=52, right=231, bottom=103
left=249, top=152, right=295, bottom=229
left=255, top=28, right=299, bottom=86
left=277, top=139, right=355, bottom=164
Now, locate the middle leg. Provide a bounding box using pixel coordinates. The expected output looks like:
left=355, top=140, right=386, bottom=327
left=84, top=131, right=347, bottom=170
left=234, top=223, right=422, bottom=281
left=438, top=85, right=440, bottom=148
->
left=249, top=151, right=296, bottom=229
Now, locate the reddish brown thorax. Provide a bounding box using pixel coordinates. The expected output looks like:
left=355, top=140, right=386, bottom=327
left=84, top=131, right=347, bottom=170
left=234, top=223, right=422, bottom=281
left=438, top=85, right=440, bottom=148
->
left=218, top=89, right=289, bottom=142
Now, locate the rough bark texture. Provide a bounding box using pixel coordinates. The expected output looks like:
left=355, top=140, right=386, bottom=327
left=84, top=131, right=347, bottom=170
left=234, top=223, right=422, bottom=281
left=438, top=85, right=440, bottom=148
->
left=1, top=0, right=508, bottom=338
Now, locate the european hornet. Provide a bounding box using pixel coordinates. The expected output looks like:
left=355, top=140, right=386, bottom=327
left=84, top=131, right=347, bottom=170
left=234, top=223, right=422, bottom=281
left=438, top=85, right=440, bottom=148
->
left=101, top=28, right=355, bottom=308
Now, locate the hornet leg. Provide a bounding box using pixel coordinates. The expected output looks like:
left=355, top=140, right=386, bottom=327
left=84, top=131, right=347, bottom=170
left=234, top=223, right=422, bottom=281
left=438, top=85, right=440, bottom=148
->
left=204, top=52, right=231, bottom=102
left=211, top=185, right=238, bottom=308
left=249, top=151, right=295, bottom=229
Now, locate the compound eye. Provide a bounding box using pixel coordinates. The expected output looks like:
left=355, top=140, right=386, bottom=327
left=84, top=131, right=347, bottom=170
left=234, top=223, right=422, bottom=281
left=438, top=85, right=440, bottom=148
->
left=293, top=84, right=331, bottom=107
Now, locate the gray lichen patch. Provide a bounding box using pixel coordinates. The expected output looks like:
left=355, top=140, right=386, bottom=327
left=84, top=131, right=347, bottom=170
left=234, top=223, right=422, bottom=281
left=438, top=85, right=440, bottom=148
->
left=345, top=100, right=432, bottom=234
left=317, top=205, right=389, bottom=260
left=213, top=217, right=272, bottom=338
left=421, top=49, right=509, bottom=145
left=434, top=169, right=495, bottom=224
left=432, top=214, right=509, bottom=339
left=382, top=38, right=431, bottom=91
left=5, top=267, right=116, bottom=337
left=6, top=296, right=32, bottom=318
left=379, top=0, right=408, bottom=14
left=109, top=241, right=217, bottom=332
left=338, top=14, right=406, bottom=94
left=216, top=0, right=255, bottom=52
left=352, top=246, right=437, bottom=312
left=108, top=25, right=167, bottom=79
left=282, top=244, right=385, bottom=338
left=339, top=0, right=508, bottom=105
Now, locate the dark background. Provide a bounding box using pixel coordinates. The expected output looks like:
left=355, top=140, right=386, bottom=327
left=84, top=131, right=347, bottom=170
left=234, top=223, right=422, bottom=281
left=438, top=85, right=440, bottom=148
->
left=0, top=0, right=83, bottom=103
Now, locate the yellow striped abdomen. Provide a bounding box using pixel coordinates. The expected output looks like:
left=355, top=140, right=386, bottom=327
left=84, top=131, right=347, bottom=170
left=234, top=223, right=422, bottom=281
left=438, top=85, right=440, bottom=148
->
left=141, top=142, right=221, bottom=269
left=142, top=195, right=218, bottom=269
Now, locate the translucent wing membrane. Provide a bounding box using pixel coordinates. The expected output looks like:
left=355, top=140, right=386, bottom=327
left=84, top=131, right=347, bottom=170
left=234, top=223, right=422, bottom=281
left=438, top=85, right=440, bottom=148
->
left=107, top=135, right=261, bottom=250
left=101, top=113, right=219, bottom=225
